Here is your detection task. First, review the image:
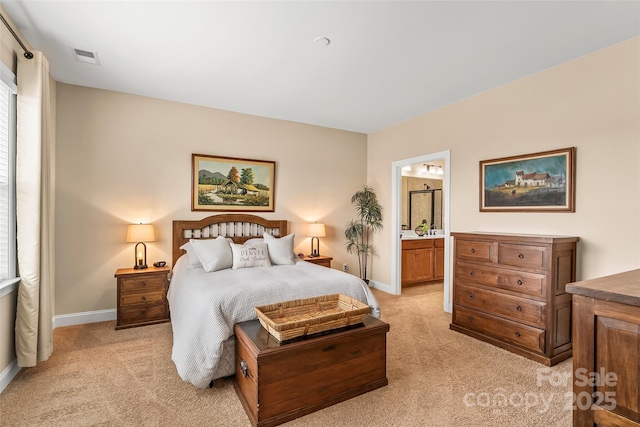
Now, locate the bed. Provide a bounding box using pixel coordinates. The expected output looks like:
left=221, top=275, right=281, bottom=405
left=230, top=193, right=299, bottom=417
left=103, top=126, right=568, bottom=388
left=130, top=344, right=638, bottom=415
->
left=167, top=214, right=381, bottom=388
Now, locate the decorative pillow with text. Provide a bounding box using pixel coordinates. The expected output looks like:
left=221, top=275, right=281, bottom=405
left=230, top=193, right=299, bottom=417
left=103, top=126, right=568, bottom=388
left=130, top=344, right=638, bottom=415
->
left=230, top=242, right=272, bottom=269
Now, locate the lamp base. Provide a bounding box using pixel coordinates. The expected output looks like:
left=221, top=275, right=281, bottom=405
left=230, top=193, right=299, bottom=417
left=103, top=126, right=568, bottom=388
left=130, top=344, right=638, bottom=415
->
left=134, top=264, right=148, bottom=270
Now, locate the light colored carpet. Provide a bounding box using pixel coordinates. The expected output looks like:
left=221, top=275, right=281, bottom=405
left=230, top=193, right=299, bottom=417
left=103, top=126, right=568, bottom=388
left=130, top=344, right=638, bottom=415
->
left=0, top=284, right=572, bottom=426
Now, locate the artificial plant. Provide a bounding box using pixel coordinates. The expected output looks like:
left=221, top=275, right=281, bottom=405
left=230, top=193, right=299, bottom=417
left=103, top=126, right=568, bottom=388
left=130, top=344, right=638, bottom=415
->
left=344, top=185, right=383, bottom=283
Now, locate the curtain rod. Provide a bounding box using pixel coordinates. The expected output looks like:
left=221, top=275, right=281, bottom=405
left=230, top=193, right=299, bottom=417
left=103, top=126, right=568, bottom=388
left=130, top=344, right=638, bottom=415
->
left=0, top=12, right=33, bottom=59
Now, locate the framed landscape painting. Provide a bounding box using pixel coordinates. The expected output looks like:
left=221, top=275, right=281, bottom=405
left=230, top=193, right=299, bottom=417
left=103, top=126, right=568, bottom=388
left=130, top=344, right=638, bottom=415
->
left=192, top=154, right=276, bottom=212
left=480, top=147, right=575, bottom=212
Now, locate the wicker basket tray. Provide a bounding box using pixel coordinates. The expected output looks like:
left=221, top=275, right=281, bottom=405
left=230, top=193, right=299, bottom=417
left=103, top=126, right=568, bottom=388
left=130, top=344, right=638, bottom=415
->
left=254, top=294, right=370, bottom=342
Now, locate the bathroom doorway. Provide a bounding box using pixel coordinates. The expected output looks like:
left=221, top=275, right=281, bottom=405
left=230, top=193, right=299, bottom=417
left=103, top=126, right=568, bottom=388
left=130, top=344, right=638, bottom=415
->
left=391, top=150, right=451, bottom=312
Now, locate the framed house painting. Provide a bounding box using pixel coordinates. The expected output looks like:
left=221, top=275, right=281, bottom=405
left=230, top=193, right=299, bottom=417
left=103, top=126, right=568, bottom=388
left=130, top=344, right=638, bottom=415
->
left=192, top=154, right=276, bottom=212
left=480, top=147, right=575, bottom=212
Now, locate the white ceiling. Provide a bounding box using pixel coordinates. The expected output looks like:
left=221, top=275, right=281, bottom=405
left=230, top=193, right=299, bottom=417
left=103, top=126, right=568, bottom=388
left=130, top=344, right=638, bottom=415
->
left=2, top=1, right=639, bottom=134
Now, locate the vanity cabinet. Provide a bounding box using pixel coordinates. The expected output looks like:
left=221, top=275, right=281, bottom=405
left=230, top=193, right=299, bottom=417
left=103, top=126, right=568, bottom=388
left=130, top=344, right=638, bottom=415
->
left=401, top=238, right=444, bottom=286
left=434, top=238, right=445, bottom=280
left=450, top=232, right=578, bottom=366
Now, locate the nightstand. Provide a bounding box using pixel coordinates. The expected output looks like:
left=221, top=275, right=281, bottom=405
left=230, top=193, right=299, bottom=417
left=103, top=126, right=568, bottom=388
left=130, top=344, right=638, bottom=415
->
left=115, top=266, right=170, bottom=330
left=301, top=255, right=333, bottom=268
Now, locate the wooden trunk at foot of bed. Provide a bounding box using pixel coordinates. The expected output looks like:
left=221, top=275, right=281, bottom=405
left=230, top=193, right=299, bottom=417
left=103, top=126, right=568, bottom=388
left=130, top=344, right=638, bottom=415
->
left=234, top=316, right=389, bottom=427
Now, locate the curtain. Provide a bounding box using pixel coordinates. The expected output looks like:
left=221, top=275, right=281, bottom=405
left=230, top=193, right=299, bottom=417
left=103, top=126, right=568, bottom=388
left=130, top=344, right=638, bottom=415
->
left=14, top=51, right=55, bottom=367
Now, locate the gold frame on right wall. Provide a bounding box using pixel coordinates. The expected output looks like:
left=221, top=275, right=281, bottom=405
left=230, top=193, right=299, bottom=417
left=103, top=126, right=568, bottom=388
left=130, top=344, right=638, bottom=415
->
left=479, top=147, right=576, bottom=213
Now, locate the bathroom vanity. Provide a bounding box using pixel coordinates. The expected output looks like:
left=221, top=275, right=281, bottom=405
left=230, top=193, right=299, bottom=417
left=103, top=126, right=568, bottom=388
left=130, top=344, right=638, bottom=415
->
left=401, top=235, right=445, bottom=286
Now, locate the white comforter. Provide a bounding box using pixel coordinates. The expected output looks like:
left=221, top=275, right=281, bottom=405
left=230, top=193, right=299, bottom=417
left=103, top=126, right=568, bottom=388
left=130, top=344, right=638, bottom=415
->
left=167, top=256, right=381, bottom=388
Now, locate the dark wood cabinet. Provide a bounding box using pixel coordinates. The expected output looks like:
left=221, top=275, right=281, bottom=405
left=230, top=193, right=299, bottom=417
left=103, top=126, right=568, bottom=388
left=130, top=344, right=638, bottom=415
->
left=567, top=269, right=640, bottom=427
left=115, top=266, right=170, bottom=329
left=434, top=238, right=445, bottom=280
left=401, top=238, right=443, bottom=286
left=301, top=255, right=332, bottom=268
left=234, top=316, right=389, bottom=427
left=450, top=232, right=578, bottom=366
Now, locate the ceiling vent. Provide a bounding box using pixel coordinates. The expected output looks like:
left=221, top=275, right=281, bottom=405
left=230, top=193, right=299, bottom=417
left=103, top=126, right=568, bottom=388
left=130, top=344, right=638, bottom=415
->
left=72, top=48, right=100, bottom=65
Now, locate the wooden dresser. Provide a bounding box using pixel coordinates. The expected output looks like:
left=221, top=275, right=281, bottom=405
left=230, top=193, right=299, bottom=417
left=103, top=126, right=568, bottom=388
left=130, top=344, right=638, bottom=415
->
left=115, top=266, right=170, bottom=329
left=234, top=316, right=389, bottom=427
left=401, top=238, right=444, bottom=286
left=566, top=269, right=640, bottom=427
left=450, top=232, right=578, bottom=365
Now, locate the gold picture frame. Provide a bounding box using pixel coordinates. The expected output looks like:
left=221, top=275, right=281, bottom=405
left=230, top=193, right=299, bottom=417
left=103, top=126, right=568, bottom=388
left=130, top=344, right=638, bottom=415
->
left=192, top=154, right=276, bottom=212
left=480, top=147, right=575, bottom=212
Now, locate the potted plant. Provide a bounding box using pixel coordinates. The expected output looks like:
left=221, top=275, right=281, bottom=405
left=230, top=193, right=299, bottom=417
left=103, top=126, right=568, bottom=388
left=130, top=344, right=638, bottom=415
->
left=344, top=185, right=383, bottom=284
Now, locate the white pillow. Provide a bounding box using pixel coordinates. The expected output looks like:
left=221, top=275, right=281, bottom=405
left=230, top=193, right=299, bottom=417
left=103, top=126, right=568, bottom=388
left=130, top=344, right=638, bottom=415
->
left=179, top=242, right=202, bottom=268
left=189, top=236, right=233, bottom=272
left=263, top=233, right=296, bottom=265
left=230, top=242, right=272, bottom=269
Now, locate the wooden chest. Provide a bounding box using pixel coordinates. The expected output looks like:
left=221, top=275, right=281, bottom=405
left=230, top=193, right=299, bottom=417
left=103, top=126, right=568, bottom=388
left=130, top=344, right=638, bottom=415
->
left=234, top=316, right=389, bottom=427
left=450, top=232, right=578, bottom=365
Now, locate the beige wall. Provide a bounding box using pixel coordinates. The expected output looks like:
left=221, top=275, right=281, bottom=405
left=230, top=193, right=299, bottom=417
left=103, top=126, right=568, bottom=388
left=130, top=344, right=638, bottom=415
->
left=368, top=37, right=640, bottom=286
left=55, top=83, right=367, bottom=315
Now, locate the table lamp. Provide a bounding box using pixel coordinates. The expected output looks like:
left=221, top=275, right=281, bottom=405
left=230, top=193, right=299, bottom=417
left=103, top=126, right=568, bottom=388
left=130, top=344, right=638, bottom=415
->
left=308, top=223, right=326, bottom=257
left=126, top=223, right=156, bottom=269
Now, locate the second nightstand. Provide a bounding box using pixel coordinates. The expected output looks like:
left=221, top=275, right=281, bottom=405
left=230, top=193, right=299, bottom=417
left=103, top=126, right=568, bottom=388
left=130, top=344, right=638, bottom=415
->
left=115, top=266, right=170, bottom=330
left=301, top=255, right=333, bottom=268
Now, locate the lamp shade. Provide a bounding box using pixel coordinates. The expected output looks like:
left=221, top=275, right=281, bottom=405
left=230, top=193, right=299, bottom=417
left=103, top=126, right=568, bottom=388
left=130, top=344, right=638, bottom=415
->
left=126, top=224, right=156, bottom=243
left=308, top=223, right=326, bottom=237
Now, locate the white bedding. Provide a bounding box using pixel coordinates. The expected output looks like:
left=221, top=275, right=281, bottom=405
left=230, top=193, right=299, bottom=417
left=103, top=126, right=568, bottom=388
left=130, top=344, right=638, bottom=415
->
left=167, top=256, right=381, bottom=388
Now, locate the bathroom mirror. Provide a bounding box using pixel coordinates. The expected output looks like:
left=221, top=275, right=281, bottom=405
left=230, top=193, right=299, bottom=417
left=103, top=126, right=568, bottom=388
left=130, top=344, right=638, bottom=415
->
left=409, top=189, right=442, bottom=230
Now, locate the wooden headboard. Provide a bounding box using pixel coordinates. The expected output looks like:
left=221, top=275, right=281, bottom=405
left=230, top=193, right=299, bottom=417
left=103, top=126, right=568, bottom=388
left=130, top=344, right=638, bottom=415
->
left=172, top=214, right=288, bottom=266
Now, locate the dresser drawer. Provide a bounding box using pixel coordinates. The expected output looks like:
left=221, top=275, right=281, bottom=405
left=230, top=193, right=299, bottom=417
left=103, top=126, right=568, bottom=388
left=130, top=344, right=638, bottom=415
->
left=456, top=262, right=546, bottom=298
left=498, top=244, right=546, bottom=270
left=454, top=305, right=545, bottom=354
left=456, top=240, right=492, bottom=262
left=455, top=284, right=546, bottom=327
left=120, top=276, right=166, bottom=293
left=119, top=303, right=167, bottom=323
left=120, top=290, right=165, bottom=307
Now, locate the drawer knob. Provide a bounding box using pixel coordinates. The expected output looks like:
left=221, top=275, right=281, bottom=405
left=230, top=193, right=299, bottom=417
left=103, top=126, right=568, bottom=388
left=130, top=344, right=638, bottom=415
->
left=141, top=281, right=146, bottom=287
left=467, top=316, right=473, bottom=322
left=518, top=253, right=524, bottom=259
left=515, top=332, right=521, bottom=337
left=240, top=360, right=249, bottom=378
left=470, top=248, right=476, bottom=254
left=469, top=294, right=474, bottom=299
left=516, top=305, right=523, bottom=311
left=141, top=296, right=146, bottom=302
left=517, top=279, right=523, bottom=285
left=469, top=271, right=475, bottom=277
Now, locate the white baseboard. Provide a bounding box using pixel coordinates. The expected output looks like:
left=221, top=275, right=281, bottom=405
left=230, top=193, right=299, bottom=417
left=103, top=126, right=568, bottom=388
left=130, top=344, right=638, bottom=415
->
left=0, top=360, right=20, bottom=394
left=53, top=309, right=116, bottom=329
left=368, top=280, right=396, bottom=294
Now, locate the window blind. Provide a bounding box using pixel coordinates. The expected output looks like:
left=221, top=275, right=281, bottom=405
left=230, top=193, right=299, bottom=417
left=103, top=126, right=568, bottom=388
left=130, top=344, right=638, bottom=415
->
left=0, top=72, right=16, bottom=282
